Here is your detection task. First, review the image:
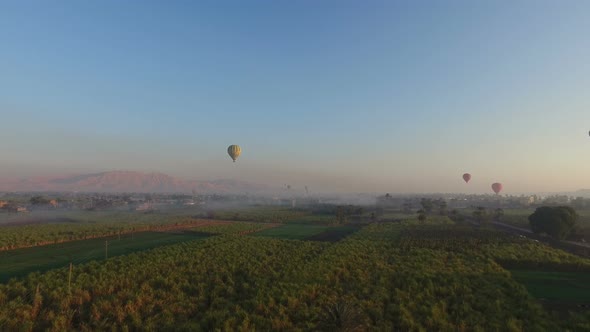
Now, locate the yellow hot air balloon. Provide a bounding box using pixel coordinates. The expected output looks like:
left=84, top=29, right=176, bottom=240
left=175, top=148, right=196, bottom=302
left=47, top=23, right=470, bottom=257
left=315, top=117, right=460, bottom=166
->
left=227, top=145, right=241, bottom=162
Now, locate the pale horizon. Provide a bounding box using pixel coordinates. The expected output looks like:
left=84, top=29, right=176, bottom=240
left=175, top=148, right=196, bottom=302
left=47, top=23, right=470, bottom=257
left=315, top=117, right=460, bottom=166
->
left=2, top=167, right=590, bottom=196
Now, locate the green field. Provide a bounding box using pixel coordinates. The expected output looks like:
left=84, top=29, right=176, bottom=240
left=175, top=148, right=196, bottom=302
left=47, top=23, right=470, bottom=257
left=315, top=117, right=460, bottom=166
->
left=251, top=224, right=360, bottom=241
left=284, top=214, right=336, bottom=224
left=2, top=220, right=590, bottom=330
left=0, top=231, right=210, bottom=282
left=380, top=211, right=411, bottom=220
left=208, top=206, right=309, bottom=223
left=510, top=270, right=590, bottom=302
left=251, top=224, right=330, bottom=240
left=306, top=225, right=361, bottom=242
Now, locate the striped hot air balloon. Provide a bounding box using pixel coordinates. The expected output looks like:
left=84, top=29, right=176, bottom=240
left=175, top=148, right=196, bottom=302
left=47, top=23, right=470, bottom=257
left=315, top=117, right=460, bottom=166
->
left=227, top=145, right=241, bottom=162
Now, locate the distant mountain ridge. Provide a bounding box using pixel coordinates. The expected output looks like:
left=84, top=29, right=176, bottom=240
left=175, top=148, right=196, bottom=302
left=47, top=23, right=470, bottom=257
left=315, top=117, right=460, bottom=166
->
left=0, top=171, right=268, bottom=194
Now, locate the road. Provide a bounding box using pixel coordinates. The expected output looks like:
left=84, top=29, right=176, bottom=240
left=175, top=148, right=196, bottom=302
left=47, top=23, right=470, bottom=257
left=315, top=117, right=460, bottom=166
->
left=490, top=220, right=590, bottom=249
left=467, top=218, right=590, bottom=257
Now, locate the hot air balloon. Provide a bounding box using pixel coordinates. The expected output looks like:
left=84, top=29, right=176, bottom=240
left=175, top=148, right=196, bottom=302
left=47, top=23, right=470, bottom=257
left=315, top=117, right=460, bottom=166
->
left=462, top=173, right=471, bottom=183
left=491, top=183, right=503, bottom=194
left=227, top=145, right=241, bottom=162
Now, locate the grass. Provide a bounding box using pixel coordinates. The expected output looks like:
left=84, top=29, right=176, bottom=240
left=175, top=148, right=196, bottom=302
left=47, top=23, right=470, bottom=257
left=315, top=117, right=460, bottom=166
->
left=284, top=214, right=336, bottom=225
left=510, top=270, right=590, bottom=302
left=307, top=225, right=360, bottom=242
left=251, top=224, right=361, bottom=241
left=251, top=224, right=330, bottom=240
left=0, top=231, right=210, bottom=282
left=208, top=206, right=309, bottom=223
left=380, top=211, right=412, bottom=220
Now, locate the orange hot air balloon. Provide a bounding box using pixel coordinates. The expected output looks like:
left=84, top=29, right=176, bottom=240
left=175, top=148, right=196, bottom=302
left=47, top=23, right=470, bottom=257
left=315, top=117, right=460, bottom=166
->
left=491, top=183, right=503, bottom=194
left=462, top=173, right=471, bottom=183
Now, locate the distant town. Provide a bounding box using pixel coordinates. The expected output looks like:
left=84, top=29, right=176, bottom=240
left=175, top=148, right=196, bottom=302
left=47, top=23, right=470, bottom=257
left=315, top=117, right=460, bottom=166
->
left=2, top=191, right=589, bottom=214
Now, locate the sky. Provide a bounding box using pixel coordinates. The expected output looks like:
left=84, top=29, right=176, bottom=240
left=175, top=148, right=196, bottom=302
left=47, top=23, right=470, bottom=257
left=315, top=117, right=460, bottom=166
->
left=1, top=0, right=590, bottom=194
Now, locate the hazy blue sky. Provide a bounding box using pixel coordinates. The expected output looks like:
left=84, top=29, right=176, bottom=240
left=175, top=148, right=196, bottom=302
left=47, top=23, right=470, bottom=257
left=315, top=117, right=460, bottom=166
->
left=1, top=0, right=590, bottom=193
